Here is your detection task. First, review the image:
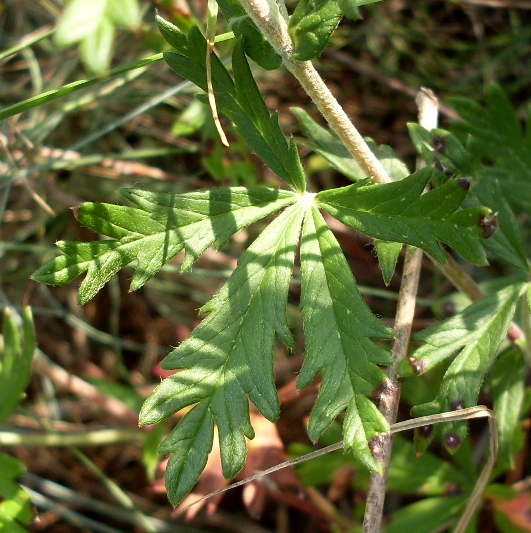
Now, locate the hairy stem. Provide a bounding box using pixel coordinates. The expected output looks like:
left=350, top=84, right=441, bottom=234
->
left=284, top=58, right=391, bottom=184
left=237, top=0, right=391, bottom=184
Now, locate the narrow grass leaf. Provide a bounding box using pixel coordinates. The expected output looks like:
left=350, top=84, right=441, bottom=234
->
left=0, top=54, right=162, bottom=121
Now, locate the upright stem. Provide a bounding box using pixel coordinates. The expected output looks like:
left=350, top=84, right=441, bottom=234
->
left=363, top=88, right=438, bottom=533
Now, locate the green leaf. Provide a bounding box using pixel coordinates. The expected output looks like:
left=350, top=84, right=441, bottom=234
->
left=215, top=0, right=282, bottom=70
left=337, top=0, right=360, bottom=19
left=408, top=125, right=475, bottom=176
left=471, top=173, right=528, bottom=270
left=388, top=435, right=472, bottom=495
left=0, top=308, right=34, bottom=426
left=54, top=0, right=139, bottom=75
left=0, top=54, right=163, bottom=122
left=158, top=403, right=215, bottom=506
left=401, top=282, right=527, bottom=377
left=79, top=16, right=114, bottom=76
left=293, top=106, right=409, bottom=182
left=0, top=453, right=32, bottom=531
left=156, top=15, right=188, bottom=51
left=106, top=0, right=140, bottom=29
left=139, top=201, right=305, bottom=497
left=408, top=124, right=529, bottom=269
left=316, top=168, right=488, bottom=264
left=160, top=25, right=305, bottom=191
left=299, top=205, right=393, bottom=471
left=374, top=240, right=403, bottom=285
left=32, top=187, right=297, bottom=303
left=489, top=348, right=526, bottom=470
left=449, top=85, right=531, bottom=184
left=385, top=495, right=468, bottom=533
left=55, top=0, right=108, bottom=47
left=409, top=282, right=526, bottom=450
left=289, top=0, right=342, bottom=61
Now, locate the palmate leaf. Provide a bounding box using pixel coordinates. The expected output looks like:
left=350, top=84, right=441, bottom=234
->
left=139, top=198, right=398, bottom=504
left=448, top=85, right=531, bottom=216
left=408, top=125, right=529, bottom=270
left=316, top=167, right=489, bottom=264
left=401, top=282, right=526, bottom=378
left=139, top=201, right=305, bottom=505
left=299, top=206, right=394, bottom=471
left=404, top=282, right=527, bottom=451
left=32, top=187, right=297, bottom=304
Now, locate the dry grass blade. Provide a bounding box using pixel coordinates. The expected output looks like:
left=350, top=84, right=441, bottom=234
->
left=183, top=405, right=498, bottom=533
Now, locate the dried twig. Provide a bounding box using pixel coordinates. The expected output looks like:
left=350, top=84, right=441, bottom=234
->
left=363, top=87, right=439, bottom=533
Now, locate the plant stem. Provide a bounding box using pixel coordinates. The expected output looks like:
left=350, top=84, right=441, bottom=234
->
left=363, top=88, right=438, bottom=533
left=284, top=58, right=391, bottom=184
left=237, top=0, right=391, bottom=184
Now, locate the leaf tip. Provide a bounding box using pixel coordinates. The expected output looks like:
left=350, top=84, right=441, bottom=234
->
left=444, top=431, right=462, bottom=451
left=456, top=178, right=471, bottom=190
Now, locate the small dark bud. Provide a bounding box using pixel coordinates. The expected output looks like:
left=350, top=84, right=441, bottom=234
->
left=478, top=212, right=499, bottom=239
left=442, top=300, right=457, bottom=316
left=369, top=434, right=387, bottom=462
left=431, top=135, right=447, bottom=154
left=417, top=424, right=433, bottom=439
left=444, top=432, right=461, bottom=450
left=433, top=157, right=454, bottom=177
left=457, top=178, right=471, bottom=190
left=409, top=357, right=427, bottom=375
left=451, top=399, right=465, bottom=411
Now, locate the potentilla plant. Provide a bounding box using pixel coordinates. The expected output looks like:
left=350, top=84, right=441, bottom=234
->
left=29, top=0, right=531, bottom=531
